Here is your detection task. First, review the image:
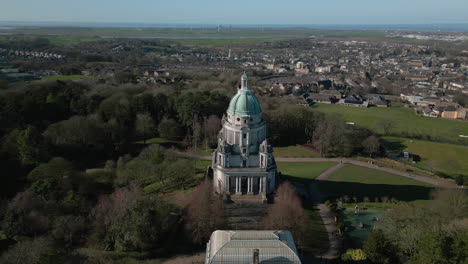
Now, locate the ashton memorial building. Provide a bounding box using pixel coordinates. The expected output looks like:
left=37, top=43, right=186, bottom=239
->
left=211, top=73, right=277, bottom=196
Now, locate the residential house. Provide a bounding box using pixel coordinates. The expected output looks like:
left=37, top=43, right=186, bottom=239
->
left=369, top=96, right=389, bottom=107
left=309, top=93, right=337, bottom=104
left=337, top=94, right=369, bottom=108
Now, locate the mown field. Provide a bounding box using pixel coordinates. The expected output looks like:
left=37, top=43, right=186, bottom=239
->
left=0, top=27, right=388, bottom=48
left=383, top=136, right=468, bottom=176
left=274, top=146, right=321, bottom=158
left=319, top=164, right=435, bottom=202
left=277, top=162, right=337, bottom=182
left=43, top=75, right=91, bottom=81
left=312, top=104, right=468, bottom=144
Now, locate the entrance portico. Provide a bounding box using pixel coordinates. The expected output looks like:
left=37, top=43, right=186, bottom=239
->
left=230, top=176, right=267, bottom=195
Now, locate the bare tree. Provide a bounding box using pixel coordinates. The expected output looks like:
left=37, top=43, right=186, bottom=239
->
left=362, top=135, right=380, bottom=157
left=90, top=182, right=142, bottom=247
left=0, top=237, right=53, bottom=264
left=191, top=115, right=202, bottom=149
left=378, top=119, right=395, bottom=136
left=263, top=182, right=308, bottom=248
left=185, top=179, right=226, bottom=245
left=204, top=115, right=221, bottom=148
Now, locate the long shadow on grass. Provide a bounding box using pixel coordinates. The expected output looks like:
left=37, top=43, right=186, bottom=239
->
left=318, top=180, right=434, bottom=202
left=282, top=174, right=434, bottom=202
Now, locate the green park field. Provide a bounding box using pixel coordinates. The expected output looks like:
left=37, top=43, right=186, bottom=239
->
left=277, top=162, right=337, bottom=182
left=383, top=136, right=468, bottom=177
left=43, top=75, right=91, bottom=81
left=312, top=104, right=468, bottom=144
left=0, top=27, right=388, bottom=48
left=319, top=164, right=434, bottom=202
left=274, top=146, right=321, bottom=158
left=304, top=203, right=329, bottom=255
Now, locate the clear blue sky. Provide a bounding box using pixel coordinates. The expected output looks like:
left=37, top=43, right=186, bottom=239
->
left=1, top=0, right=467, bottom=25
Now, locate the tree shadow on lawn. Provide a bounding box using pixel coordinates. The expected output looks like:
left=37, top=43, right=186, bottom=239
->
left=318, top=180, right=435, bottom=202
left=381, top=137, right=407, bottom=153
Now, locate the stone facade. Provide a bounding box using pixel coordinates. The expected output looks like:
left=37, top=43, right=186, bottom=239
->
left=212, top=73, right=277, bottom=195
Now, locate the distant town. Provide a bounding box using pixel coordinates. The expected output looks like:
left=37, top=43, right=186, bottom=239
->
left=0, top=26, right=467, bottom=264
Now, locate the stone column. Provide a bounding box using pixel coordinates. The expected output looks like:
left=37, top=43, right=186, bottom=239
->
left=262, top=177, right=267, bottom=193
left=226, top=176, right=229, bottom=193
left=235, top=177, right=239, bottom=194
left=247, top=177, right=253, bottom=195
left=259, top=177, right=263, bottom=193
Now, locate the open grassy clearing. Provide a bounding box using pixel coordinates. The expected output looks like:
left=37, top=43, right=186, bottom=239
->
left=319, top=164, right=435, bottom=202
left=173, top=38, right=284, bottom=47
left=0, top=27, right=385, bottom=38
left=383, top=136, right=468, bottom=176
left=311, top=104, right=468, bottom=144
left=274, top=146, right=321, bottom=158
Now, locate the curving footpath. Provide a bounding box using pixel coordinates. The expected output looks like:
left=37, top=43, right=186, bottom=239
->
left=178, top=151, right=457, bottom=189
left=277, top=157, right=457, bottom=189
left=308, top=163, right=345, bottom=259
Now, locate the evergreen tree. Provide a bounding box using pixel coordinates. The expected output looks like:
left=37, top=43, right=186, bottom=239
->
left=363, top=229, right=398, bottom=264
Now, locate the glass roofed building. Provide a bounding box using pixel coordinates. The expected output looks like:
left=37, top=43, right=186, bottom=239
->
left=205, top=230, right=302, bottom=264
left=211, top=73, right=277, bottom=196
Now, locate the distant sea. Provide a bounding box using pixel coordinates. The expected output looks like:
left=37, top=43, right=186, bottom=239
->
left=1, top=22, right=468, bottom=31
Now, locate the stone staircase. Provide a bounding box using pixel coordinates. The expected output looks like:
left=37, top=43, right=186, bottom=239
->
left=225, top=199, right=268, bottom=230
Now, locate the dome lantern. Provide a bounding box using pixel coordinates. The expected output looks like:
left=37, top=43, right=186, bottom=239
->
left=227, top=73, right=261, bottom=116
left=241, top=71, right=249, bottom=90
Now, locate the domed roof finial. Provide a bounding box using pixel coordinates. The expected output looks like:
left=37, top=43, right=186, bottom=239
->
left=242, top=71, right=248, bottom=80
left=241, top=71, right=248, bottom=90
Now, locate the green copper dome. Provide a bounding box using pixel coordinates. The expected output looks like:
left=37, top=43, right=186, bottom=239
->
left=227, top=90, right=262, bottom=116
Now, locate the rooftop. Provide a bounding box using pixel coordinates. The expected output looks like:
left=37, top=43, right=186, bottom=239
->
left=206, top=230, right=301, bottom=264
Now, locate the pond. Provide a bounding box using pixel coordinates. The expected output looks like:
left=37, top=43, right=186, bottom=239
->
left=341, top=207, right=386, bottom=247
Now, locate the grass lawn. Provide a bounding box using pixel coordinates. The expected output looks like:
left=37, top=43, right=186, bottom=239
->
left=319, top=164, right=435, bottom=202
left=43, top=74, right=91, bottom=81
left=274, top=146, right=321, bottom=158
left=304, top=205, right=330, bottom=256
left=190, top=145, right=321, bottom=158
left=194, top=159, right=211, bottom=170
left=277, top=162, right=337, bottom=183
left=189, top=147, right=214, bottom=156
left=311, top=104, right=468, bottom=144
left=383, top=136, right=468, bottom=177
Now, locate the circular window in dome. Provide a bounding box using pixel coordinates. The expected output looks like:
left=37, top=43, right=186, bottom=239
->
left=237, top=118, right=240, bottom=121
